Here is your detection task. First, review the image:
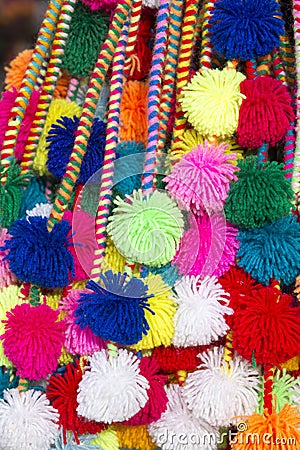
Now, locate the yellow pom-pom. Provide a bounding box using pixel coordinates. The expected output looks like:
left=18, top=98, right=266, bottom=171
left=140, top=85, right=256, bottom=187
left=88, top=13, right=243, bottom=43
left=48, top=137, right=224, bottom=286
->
left=46, top=289, right=63, bottom=310
left=33, top=99, right=82, bottom=175
left=91, top=427, right=119, bottom=450
left=232, top=404, right=300, bottom=449
left=102, top=237, right=126, bottom=274
left=115, top=424, right=156, bottom=450
left=131, top=274, right=176, bottom=350
left=0, top=285, right=23, bottom=367
left=58, top=346, right=73, bottom=366
left=180, top=69, right=246, bottom=139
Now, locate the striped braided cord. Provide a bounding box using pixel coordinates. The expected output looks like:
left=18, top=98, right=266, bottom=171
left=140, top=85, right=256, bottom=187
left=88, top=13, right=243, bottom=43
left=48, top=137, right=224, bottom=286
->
left=263, top=364, right=275, bottom=415
left=224, top=331, right=233, bottom=373
left=0, top=0, right=63, bottom=169
left=292, top=0, right=300, bottom=193
left=141, top=0, right=170, bottom=197
left=271, top=48, right=287, bottom=85
left=171, top=0, right=198, bottom=151
left=199, top=0, right=215, bottom=70
left=280, top=34, right=296, bottom=90
left=21, top=0, right=77, bottom=174
left=123, top=0, right=142, bottom=77
left=256, top=54, right=271, bottom=76
left=66, top=77, right=80, bottom=102
left=47, top=0, right=132, bottom=232
left=245, top=59, right=257, bottom=80
left=90, top=22, right=129, bottom=281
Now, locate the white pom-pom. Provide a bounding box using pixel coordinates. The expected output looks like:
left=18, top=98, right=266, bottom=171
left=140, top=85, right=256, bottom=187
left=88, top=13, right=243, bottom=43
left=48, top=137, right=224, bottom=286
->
left=77, top=349, right=149, bottom=423
left=182, top=347, right=260, bottom=427
left=142, top=0, right=159, bottom=8
left=26, top=203, right=52, bottom=218
left=0, top=388, right=59, bottom=450
left=148, top=384, right=219, bottom=450
left=173, top=275, right=233, bottom=347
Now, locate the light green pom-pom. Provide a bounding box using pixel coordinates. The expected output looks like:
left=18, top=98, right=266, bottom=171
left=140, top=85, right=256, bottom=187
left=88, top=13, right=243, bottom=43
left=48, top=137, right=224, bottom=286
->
left=257, top=369, right=298, bottom=414
left=91, top=427, right=119, bottom=450
left=107, top=189, right=184, bottom=267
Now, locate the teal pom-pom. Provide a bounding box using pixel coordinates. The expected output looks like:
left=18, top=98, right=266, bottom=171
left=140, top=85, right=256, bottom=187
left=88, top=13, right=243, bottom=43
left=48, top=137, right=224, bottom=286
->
left=0, top=368, right=19, bottom=399
left=225, top=157, right=294, bottom=229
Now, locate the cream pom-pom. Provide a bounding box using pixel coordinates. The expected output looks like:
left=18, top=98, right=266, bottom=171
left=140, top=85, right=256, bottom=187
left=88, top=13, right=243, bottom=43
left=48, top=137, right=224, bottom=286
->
left=148, top=384, right=219, bottom=450
left=180, top=69, right=245, bottom=139
left=26, top=203, right=53, bottom=218
left=182, top=347, right=260, bottom=427
left=77, top=349, right=150, bottom=423
left=0, top=388, right=59, bottom=450
left=172, top=275, right=233, bottom=347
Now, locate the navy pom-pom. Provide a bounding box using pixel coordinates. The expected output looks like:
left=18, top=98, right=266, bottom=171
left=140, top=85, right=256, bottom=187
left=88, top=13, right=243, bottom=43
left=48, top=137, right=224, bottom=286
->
left=3, top=216, right=74, bottom=288
left=210, top=0, right=284, bottom=60
left=46, top=116, right=106, bottom=183
left=75, top=270, right=154, bottom=345
left=237, top=215, right=300, bottom=286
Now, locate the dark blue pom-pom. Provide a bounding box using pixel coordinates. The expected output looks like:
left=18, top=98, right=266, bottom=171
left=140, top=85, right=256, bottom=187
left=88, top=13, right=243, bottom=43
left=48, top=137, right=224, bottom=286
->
left=210, top=0, right=284, bottom=60
left=114, top=141, right=145, bottom=196
left=75, top=270, right=154, bottom=345
left=3, top=216, right=74, bottom=288
left=237, top=215, right=300, bottom=285
left=46, top=116, right=106, bottom=184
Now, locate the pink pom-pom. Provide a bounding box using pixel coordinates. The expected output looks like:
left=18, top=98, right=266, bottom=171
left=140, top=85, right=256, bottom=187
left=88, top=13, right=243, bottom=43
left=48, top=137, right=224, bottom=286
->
left=81, top=0, right=117, bottom=11
left=59, top=289, right=106, bottom=356
left=2, top=303, right=65, bottom=380
left=174, top=213, right=239, bottom=278
left=0, top=228, right=16, bottom=289
left=124, top=357, right=168, bottom=425
left=237, top=76, right=294, bottom=148
left=164, top=142, right=238, bottom=215
left=0, top=88, right=40, bottom=161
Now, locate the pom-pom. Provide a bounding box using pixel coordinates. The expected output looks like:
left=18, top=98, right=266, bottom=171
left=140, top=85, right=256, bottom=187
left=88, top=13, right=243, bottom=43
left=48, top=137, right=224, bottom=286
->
left=142, top=0, right=159, bottom=8
left=131, top=274, right=176, bottom=350
left=2, top=303, right=65, bottom=379
left=225, top=157, right=293, bottom=228
left=231, top=403, right=300, bottom=450
left=4, top=216, right=74, bottom=288
left=0, top=88, right=40, bottom=161
left=77, top=349, right=149, bottom=423
left=180, top=69, right=245, bottom=138
left=0, top=228, right=16, bottom=288
left=210, top=0, right=284, bottom=60
left=237, top=76, right=294, bottom=148
left=232, top=286, right=300, bottom=365
left=47, top=362, right=104, bottom=442
left=114, top=140, right=145, bottom=196
left=91, top=428, right=119, bottom=450
left=164, top=142, right=238, bottom=215
left=173, top=275, right=233, bottom=347
left=26, top=202, right=52, bottom=218
left=82, top=0, right=117, bottom=11
left=120, top=81, right=148, bottom=146
left=152, top=345, right=210, bottom=373
left=47, top=116, right=106, bottom=184
left=60, top=289, right=106, bottom=355
left=0, top=388, right=59, bottom=450
left=127, top=14, right=154, bottom=81
left=33, top=99, right=82, bottom=176
left=108, top=189, right=184, bottom=267
left=19, top=177, right=48, bottom=219
left=237, top=215, right=300, bottom=285
left=75, top=271, right=152, bottom=345
left=182, top=347, right=260, bottom=427
left=148, top=384, right=219, bottom=450
left=54, top=432, right=100, bottom=450
left=124, top=357, right=168, bottom=425
left=0, top=285, right=22, bottom=367
left=63, top=2, right=109, bottom=76
left=0, top=367, right=18, bottom=399
left=174, top=213, right=239, bottom=278
left=115, top=424, right=156, bottom=450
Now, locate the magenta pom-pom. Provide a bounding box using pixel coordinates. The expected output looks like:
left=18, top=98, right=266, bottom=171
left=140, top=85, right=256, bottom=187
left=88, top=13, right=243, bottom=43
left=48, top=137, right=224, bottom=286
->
left=0, top=228, right=16, bottom=289
left=81, top=0, right=117, bottom=11
left=164, top=142, right=238, bottom=215
left=2, top=303, right=65, bottom=380
left=59, top=289, right=106, bottom=356
left=174, top=213, right=239, bottom=278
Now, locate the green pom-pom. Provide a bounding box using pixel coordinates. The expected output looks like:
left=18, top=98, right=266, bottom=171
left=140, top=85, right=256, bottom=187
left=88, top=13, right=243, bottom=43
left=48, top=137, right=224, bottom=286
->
left=224, top=156, right=293, bottom=229
left=257, top=369, right=297, bottom=414
left=62, top=2, right=109, bottom=77
left=107, top=189, right=184, bottom=267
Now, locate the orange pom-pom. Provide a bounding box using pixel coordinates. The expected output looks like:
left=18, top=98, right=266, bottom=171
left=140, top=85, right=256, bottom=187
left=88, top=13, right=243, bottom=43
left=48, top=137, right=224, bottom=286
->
left=119, top=80, right=148, bottom=146
left=232, top=404, right=300, bottom=449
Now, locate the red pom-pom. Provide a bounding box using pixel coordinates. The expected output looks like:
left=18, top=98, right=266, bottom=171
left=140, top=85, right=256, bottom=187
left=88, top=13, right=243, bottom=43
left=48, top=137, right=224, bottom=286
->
left=152, top=345, right=213, bottom=373
left=124, top=357, right=168, bottom=425
left=237, top=76, right=294, bottom=148
left=47, top=361, right=105, bottom=444
left=2, top=303, right=65, bottom=379
left=128, top=14, right=154, bottom=81
left=232, top=286, right=300, bottom=365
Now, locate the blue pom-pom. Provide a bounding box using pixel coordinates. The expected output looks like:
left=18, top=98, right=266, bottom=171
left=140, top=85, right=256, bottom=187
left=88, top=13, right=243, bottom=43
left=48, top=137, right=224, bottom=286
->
left=0, top=368, right=18, bottom=399
left=75, top=270, right=154, bottom=345
left=210, top=0, right=284, bottom=60
left=3, top=217, right=74, bottom=288
left=46, top=116, right=106, bottom=184
left=237, top=215, right=300, bottom=285
left=114, top=141, right=145, bottom=196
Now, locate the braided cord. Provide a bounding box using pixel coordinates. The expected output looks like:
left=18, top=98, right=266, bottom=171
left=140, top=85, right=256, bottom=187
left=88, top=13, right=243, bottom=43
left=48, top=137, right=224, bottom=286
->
left=256, top=54, right=271, bottom=76
left=171, top=0, right=198, bottom=150
left=21, top=0, right=77, bottom=174
left=91, top=23, right=129, bottom=281
left=263, top=364, right=275, bottom=415
left=141, top=0, right=170, bottom=197
left=123, top=0, right=142, bottom=77
left=224, top=331, right=233, bottom=373
left=47, top=0, right=132, bottom=232
left=0, top=0, right=63, bottom=168
left=66, top=77, right=80, bottom=102
left=199, top=0, right=215, bottom=70
left=280, top=33, right=296, bottom=90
